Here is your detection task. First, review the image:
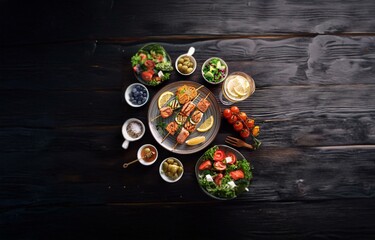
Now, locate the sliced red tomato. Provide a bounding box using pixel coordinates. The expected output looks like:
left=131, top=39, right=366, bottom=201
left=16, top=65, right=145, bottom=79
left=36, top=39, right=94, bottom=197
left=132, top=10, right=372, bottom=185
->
left=214, top=173, right=223, bottom=186
left=213, top=149, right=226, bottom=161
left=144, top=60, right=155, bottom=69
left=214, top=161, right=226, bottom=171
left=198, top=160, right=212, bottom=171
left=230, top=170, right=244, bottom=180
left=225, top=152, right=236, bottom=165
left=141, top=70, right=153, bottom=81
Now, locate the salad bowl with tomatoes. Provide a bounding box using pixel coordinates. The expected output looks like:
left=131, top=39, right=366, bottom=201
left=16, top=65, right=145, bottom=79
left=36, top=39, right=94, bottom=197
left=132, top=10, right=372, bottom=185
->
left=131, top=43, right=174, bottom=86
left=195, top=145, right=253, bottom=200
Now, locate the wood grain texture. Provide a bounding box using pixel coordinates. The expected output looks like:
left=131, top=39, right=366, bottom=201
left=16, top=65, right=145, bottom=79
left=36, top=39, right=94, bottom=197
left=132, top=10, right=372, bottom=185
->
left=1, top=2, right=375, bottom=235
left=1, top=1, right=375, bottom=45
left=1, top=200, right=375, bottom=240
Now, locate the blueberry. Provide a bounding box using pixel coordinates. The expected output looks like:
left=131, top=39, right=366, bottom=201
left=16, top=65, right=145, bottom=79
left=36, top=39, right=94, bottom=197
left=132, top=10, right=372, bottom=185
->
left=137, top=100, right=142, bottom=104
left=132, top=88, right=137, bottom=93
left=143, top=93, right=147, bottom=97
left=130, top=97, right=134, bottom=101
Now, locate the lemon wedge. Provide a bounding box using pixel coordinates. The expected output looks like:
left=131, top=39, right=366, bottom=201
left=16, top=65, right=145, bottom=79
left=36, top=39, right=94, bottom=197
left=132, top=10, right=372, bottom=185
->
left=186, top=136, right=206, bottom=146
left=158, top=91, right=174, bottom=109
left=226, top=77, right=240, bottom=98
left=197, top=115, right=214, bottom=132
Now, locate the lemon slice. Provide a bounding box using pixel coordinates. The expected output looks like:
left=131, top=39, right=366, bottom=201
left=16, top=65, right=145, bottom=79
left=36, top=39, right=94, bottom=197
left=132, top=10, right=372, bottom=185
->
left=234, top=84, right=248, bottom=97
left=197, top=115, right=214, bottom=132
left=226, top=77, right=240, bottom=98
left=158, top=91, right=174, bottom=109
left=186, top=136, right=206, bottom=146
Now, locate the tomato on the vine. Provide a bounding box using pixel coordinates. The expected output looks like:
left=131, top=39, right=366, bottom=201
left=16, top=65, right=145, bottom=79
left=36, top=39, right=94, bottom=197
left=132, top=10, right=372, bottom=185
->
left=223, top=109, right=232, bottom=119
left=233, top=121, right=243, bottom=132
left=240, top=128, right=250, bottom=138
left=230, top=170, right=245, bottom=180
left=228, top=114, right=238, bottom=124
left=230, top=106, right=240, bottom=114
left=238, top=112, right=247, bottom=121
left=214, top=173, right=224, bottom=186
left=245, top=118, right=255, bottom=129
left=199, top=160, right=212, bottom=170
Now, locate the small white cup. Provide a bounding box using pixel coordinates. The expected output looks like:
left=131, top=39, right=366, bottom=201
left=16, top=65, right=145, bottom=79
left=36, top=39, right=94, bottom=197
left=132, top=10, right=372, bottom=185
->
left=121, top=118, right=145, bottom=149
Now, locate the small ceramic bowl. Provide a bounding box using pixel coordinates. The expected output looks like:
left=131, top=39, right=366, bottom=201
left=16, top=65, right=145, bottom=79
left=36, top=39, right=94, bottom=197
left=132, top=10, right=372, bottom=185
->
left=121, top=118, right=145, bottom=149
left=175, top=47, right=197, bottom=76
left=201, top=57, right=228, bottom=85
left=125, top=83, right=149, bottom=107
left=137, top=144, right=158, bottom=166
left=159, top=157, right=184, bottom=183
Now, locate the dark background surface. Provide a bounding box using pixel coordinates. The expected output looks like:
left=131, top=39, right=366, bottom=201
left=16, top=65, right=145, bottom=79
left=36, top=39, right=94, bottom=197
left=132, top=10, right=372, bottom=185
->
left=1, top=1, right=375, bottom=239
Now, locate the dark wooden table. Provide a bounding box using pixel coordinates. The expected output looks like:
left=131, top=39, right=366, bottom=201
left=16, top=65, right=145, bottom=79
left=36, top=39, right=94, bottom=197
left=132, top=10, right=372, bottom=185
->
left=1, top=1, right=375, bottom=239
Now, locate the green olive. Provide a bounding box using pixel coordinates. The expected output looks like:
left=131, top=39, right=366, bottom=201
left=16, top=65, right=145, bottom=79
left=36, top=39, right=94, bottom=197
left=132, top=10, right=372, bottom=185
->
left=183, top=61, right=189, bottom=66
left=183, top=57, right=190, bottom=62
left=162, top=162, right=168, bottom=172
left=187, top=68, right=193, bottom=73
left=177, top=167, right=183, bottom=175
left=178, top=58, right=184, bottom=64
left=188, top=62, right=194, bottom=67
left=167, top=158, right=174, bottom=164
left=181, top=65, right=188, bottom=71
left=178, top=63, right=182, bottom=68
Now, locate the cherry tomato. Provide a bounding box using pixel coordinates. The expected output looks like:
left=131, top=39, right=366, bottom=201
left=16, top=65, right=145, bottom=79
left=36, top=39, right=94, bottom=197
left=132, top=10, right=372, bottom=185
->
left=238, top=112, right=247, bottom=121
left=252, top=126, right=260, bottom=137
left=214, top=173, right=224, bottom=186
left=214, top=161, right=227, bottom=171
left=228, top=114, right=238, bottom=124
left=230, top=106, right=240, bottom=114
left=233, top=121, right=243, bottom=132
left=141, top=71, right=153, bottom=81
left=144, top=60, right=155, bottom=69
left=245, top=118, right=255, bottom=129
left=225, top=152, right=237, bottom=165
left=213, top=149, right=226, bottom=161
left=240, top=128, right=250, bottom=138
left=230, top=170, right=245, bottom=180
left=223, top=109, right=232, bottom=119
left=155, top=54, right=164, bottom=62
left=198, top=160, right=212, bottom=170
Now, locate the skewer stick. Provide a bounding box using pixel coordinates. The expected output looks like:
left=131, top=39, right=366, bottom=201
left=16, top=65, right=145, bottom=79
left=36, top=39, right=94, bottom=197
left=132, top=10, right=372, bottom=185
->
left=192, top=93, right=201, bottom=102
left=172, top=142, right=179, bottom=150
left=196, top=85, right=204, bottom=91
left=151, top=115, right=161, bottom=122
left=203, top=92, right=210, bottom=100
left=161, top=132, right=170, bottom=143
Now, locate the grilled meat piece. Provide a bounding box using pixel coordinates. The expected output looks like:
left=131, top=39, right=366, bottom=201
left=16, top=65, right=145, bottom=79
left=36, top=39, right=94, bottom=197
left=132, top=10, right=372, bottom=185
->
left=176, top=127, right=190, bottom=144
left=197, top=98, right=210, bottom=113
left=181, top=101, right=196, bottom=116
left=165, top=121, right=179, bottom=135
left=160, top=106, right=173, bottom=118
left=184, top=121, right=196, bottom=133
left=175, top=112, right=188, bottom=125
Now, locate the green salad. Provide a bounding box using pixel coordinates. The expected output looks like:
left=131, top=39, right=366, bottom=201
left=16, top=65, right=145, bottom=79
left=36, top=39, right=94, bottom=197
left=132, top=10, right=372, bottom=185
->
left=202, top=58, right=227, bottom=83
left=131, top=44, right=173, bottom=86
left=196, top=145, right=253, bottom=199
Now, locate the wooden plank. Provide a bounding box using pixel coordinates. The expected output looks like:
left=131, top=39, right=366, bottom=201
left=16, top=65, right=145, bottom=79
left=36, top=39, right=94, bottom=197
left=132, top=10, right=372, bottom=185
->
left=1, top=1, right=375, bottom=45
left=1, top=36, right=374, bottom=92
left=1, top=199, right=374, bottom=239
left=1, top=147, right=374, bottom=207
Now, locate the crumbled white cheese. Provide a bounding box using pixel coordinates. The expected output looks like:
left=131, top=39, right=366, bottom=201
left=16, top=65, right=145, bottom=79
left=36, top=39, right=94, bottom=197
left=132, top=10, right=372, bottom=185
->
left=158, top=71, right=164, bottom=78
left=225, top=156, right=232, bottom=163
left=227, top=181, right=236, bottom=189
left=205, top=174, right=213, bottom=182
left=245, top=188, right=249, bottom=192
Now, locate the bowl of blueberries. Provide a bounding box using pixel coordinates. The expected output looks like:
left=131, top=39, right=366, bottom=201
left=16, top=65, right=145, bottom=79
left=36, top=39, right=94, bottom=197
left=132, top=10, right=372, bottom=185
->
left=125, top=83, right=149, bottom=107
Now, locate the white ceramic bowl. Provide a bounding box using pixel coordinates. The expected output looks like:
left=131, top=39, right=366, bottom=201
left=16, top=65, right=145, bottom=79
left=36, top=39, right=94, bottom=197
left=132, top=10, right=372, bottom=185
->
left=121, top=118, right=145, bottom=149
left=137, top=144, right=158, bottom=166
left=175, top=54, right=197, bottom=76
left=201, top=57, right=229, bottom=85
left=159, top=157, right=184, bottom=183
left=125, top=83, right=149, bottom=107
